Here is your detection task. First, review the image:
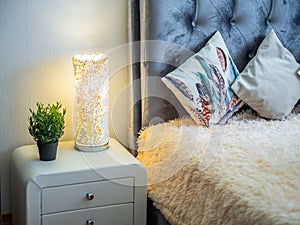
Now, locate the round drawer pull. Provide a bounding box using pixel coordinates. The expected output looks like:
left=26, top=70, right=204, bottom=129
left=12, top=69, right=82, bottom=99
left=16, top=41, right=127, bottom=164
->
left=86, top=193, right=94, bottom=200
left=86, top=219, right=94, bottom=225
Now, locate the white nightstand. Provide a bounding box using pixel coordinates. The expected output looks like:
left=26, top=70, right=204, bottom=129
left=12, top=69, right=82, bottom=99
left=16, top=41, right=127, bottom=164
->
left=11, top=139, right=146, bottom=225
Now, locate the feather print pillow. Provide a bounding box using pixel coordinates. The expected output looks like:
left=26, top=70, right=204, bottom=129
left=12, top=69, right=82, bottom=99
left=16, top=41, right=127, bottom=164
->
left=162, top=31, right=243, bottom=126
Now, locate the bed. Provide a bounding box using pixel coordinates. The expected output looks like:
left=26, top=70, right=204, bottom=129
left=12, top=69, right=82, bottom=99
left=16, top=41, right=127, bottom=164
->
left=127, top=0, right=300, bottom=224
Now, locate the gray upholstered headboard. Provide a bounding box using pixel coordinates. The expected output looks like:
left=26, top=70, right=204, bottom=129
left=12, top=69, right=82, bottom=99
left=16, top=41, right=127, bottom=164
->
left=128, top=0, right=300, bottom=150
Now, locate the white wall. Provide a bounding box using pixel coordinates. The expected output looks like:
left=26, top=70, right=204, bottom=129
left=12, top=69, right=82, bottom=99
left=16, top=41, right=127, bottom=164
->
left=0, top=0, right=129, bottom=213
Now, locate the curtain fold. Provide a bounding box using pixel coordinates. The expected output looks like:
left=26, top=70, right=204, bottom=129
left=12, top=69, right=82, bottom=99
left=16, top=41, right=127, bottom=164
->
left=127, top=0, right=141, bottom=154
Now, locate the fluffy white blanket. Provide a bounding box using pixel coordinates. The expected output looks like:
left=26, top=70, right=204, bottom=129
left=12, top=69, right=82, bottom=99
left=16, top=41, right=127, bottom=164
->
left=137, top=108, right=300, bottom=225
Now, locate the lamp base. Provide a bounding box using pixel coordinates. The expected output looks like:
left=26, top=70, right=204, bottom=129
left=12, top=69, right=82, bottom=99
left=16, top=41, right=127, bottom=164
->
left=74, top=141, right=109, bottom=152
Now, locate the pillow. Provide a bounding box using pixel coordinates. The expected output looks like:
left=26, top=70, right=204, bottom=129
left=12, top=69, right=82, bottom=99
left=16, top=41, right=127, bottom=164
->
left=161, top=31, right=243, bottom=126
left=231, top=29, right=300, bottom=119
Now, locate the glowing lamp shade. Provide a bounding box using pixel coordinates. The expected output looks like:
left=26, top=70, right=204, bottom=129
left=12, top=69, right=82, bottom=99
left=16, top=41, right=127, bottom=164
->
left=72, top=53, right=109, bottom=151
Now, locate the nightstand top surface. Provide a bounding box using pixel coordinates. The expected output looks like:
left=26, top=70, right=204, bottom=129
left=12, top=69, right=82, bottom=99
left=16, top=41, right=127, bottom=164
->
left=11, top=138, right=145, bottom=187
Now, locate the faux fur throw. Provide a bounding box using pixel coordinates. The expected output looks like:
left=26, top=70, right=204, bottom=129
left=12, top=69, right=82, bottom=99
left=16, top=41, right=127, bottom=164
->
left=137, top=108, right=300, bottom=225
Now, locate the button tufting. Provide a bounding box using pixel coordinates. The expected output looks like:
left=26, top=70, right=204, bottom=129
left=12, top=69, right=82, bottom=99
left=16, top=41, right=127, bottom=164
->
left=248, top=51, right=255, bottom=59
left=191, top=20, right=196, bottom=27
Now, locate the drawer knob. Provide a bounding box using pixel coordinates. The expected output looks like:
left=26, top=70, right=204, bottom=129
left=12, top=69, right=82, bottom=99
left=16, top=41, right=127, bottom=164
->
left=86, top=219, right=94, bottom=225
left=86, top=193, right=94, bottom=201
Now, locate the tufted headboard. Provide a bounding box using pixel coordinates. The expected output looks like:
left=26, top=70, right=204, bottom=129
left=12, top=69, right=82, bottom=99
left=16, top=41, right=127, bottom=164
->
left=127, top=0, right=300, bottom=150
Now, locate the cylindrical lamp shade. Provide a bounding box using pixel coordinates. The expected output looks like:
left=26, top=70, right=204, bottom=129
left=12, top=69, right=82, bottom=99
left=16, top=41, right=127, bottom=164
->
left=72, top=53, right=109, bottom=151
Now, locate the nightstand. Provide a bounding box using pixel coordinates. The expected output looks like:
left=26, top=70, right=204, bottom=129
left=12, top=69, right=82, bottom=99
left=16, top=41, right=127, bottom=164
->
left=11, top=139, right=146, bottom=225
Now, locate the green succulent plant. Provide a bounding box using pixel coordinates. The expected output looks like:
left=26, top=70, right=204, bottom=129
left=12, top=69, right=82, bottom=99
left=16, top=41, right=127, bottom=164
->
left=28, top=102, right=66, bottom=144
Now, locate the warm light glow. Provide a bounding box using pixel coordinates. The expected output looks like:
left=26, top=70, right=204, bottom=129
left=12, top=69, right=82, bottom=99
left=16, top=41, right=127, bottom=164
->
left=72, top=53, right=109, bottom=151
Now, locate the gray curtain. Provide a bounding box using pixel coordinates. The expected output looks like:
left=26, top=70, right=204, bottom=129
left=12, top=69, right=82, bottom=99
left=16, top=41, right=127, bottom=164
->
left=127, top=0, right=141, bottom=154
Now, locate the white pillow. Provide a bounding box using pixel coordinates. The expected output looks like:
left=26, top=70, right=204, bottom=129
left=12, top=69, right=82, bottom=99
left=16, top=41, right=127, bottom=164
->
left=231, top=30, right=300, bottom=119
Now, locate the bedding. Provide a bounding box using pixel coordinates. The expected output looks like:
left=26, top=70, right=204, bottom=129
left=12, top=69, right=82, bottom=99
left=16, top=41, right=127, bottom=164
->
left=128, top=0, right=300, bottom=224
left=137, top=107, right=300, bottom=225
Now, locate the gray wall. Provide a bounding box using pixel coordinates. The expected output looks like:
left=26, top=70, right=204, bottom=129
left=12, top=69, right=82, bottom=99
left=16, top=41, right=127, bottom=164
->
left=0, top=0, right=129, bottom=213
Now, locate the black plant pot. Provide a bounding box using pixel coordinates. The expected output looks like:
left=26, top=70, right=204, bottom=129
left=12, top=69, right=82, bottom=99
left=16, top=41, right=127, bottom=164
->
left=37, top=141, right=58, bottom=161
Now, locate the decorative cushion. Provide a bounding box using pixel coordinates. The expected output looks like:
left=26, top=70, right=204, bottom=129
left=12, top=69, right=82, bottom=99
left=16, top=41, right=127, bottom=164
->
left=231, top=30, right=300, bottom=119
left=161, top=31, right=243, bottom=126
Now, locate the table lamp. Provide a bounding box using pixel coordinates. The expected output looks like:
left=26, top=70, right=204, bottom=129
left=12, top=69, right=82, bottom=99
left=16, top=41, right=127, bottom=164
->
left=72, top=53, right=109, bottom=151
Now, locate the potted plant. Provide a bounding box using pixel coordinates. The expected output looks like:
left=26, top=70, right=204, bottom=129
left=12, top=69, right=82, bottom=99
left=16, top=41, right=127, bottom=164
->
left=28, top=102, right=66, bottom=161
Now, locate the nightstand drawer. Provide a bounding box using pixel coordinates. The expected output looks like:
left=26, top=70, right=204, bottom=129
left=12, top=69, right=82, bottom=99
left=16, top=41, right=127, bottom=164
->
left=42, top=203, right=133, bottom=225
left=42, top=178, right=134, bottom=214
